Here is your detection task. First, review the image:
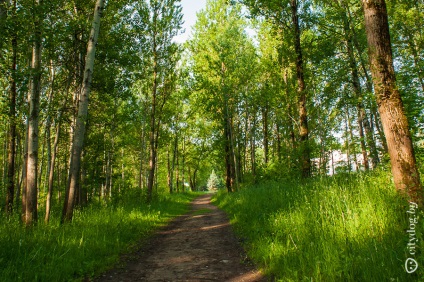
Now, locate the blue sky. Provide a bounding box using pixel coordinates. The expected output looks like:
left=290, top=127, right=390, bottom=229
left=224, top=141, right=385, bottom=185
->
left=174, top=0, right=207, bottom=43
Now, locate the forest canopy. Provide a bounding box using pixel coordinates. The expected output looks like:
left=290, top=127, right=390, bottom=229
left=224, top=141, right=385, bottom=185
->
left=0, top=0, right=422, bottom=222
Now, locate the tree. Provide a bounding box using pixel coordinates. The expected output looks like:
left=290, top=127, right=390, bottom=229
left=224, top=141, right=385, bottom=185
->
left=62, top=0, right=105, bottom=223
left=142, top=0, right=183, bottom=201
left=241, top=0, right=311, bottom=177
left=361, top=0, right=423, bottom=204
left=5, top=0, right=17, bottom=215
left=190, top=0, right=257, bottom=192
left=207, top=170, right=219, bottom=191
left=23, top=0, right=43, bottom=225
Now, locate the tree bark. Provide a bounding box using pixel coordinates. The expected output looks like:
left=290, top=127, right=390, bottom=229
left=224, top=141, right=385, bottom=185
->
left=167, top=144, right=172, bottom=193
left=24, top=0, right=43, bottom=225
left=147, top=35, right=158, bottom=202
left=45, top=77, right=70, bottom=223
left=291, top=0, right=310, bottom=177
left=222, top=62, right=234, bottom=192
left=21, top=121, right=28, bottom=218
left=169, top=132, right=178, bottom=193
left=362, top=0, right=423, bottom=205
left=262, top=104, right=269, bottom=165
left=229, top=116, right=238, bottom=191
left=6, top=5, right=17, bottom=214
left=181, top=136, right=186, bottom=192
left=45, top=120, right=60, bottom=223
left=62, top=0, right=105, bottom=223
left=138, top=120, right=146, bottom=190
left=346, top=108, right=359, bottom=170
left=250, top=111, right=257, bottom=181
left=344, top=18, right=369, bottom=170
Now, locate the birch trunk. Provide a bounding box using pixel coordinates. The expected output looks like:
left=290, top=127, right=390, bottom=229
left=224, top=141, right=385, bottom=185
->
left=62, top=0, right=105, bottom=222
left=147, top=44, right=157, bottom=202
left=24, top=0, right=43, bottom=225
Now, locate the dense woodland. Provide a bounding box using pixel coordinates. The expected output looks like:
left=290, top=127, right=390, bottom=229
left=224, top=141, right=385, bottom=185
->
left=0, top=0, right=423, bottom=280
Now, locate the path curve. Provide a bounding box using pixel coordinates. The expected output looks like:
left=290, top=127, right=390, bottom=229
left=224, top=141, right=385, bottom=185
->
left=96, top=193, right=265, bottom=281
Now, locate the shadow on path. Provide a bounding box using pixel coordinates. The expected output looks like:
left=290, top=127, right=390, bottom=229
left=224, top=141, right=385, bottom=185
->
left=96, top=194, right=266, bottom=282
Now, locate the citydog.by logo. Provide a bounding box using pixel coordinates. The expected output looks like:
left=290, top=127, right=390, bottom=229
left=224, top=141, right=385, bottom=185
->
left=405, top=202, right=419, bottom=274
left=405, top=258, right=418, bottom=274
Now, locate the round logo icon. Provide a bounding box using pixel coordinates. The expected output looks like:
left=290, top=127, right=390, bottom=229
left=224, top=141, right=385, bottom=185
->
left=405, top=258, right=418, bottom=274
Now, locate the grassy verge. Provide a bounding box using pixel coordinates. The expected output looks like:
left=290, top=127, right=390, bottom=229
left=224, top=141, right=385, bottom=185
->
left=213, top=170, right=423, bottom=281
left=0, top=191, right=199, bottom=282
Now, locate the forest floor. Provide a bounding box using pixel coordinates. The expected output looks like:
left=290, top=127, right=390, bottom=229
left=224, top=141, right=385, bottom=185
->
left=94, top=193, right=266, bottom=282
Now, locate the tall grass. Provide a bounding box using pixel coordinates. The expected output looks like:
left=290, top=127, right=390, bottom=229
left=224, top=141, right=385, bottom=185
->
left=214, top=169, right=423, bottom=281
left=0, top=191, right=198, bottom=281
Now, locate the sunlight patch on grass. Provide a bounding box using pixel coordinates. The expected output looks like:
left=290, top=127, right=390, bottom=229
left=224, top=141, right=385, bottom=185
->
left=214, top=170, right=423, bottom=281
left=0, top=192, right=199, bottom=281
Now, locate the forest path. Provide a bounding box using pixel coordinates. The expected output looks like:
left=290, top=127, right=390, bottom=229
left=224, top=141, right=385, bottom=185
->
left=95, top=193, right=265, bottom=282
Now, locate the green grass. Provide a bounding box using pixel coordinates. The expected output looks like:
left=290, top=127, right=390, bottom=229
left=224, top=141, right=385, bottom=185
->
left=213, top=169, right=424, bottom=281
left=0, top=191, right=199, bottom=282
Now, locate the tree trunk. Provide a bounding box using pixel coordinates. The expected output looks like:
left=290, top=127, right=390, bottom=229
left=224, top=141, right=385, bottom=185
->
left=45, top=120, right=60, bottom=223
left=138, top=121, right=145, bottom=190
left=21, top=121, right=28, bottom=218
left=224, top=119, right=233, bottom=192
left=371, top=105, right=388, bottom=154
left=344, top=18, right=369, bottom=170
left=347, top=109, right=359, bottom=170
left=6, top=10, right=17, bottom=214
left=344, top=109, right=351, bottom=172
left=167, top=145, right=172, bottom=193
left=181, top=136, right=185, bottom=192
left=62, top=0, right=104, bottom=223
left=147, top=44, right=158, bottom=202
left=45, top=77, right=70, bottom=222
left=291, top=0, right=310, bottom=177
left=170, top=133, right=178, bottom=193
left=250, top=111, right=257, bottom=181
left=2, top=130, right=7, bottom=197
left=175, top=147, right=180, bottom=193
left=24, top=0, right=43, bottom=225
left=344, top=4, right=380, bottom=170
left=229, top=116, right=238, bottom=191
left=276, top=122, right=282, bottom=162
left=362, top=0, right=423, bottom=205
left=262, top=104, right=269, bottom=165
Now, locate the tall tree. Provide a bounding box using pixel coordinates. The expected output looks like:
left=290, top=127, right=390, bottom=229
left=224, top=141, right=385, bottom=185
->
left=361, top=0, right=422, bottom=204
left=62, top=0, right=105, bottom=223
left=190, top=0, right=256, bottom=191
left=241, top=0, right=311, bottom=177
left=5, top=0, right=17, bottom=214
left=290, top=0, right=310, bottom=177
left=142, top=0, right=183, bottom=201
left=23, top=0, right=43, bottom=225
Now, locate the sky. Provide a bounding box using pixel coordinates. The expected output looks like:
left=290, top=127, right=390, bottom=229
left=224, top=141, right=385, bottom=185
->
left=173, top=0, right=208, bottom=43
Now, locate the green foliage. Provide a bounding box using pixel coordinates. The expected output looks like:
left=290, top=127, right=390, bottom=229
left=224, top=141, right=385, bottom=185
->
left=214, top=170, right=423, bottom=281
left=0, top=191, right=198, bottom=281
left=206, top=169, right=223, bottom=191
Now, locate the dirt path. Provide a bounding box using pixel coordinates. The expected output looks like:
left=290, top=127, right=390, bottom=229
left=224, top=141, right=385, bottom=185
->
left=96, top=194, right=266, bottom=282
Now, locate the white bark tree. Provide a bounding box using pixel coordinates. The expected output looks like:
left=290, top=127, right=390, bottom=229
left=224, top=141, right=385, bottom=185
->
left=62, top=0, right=105, bottom=223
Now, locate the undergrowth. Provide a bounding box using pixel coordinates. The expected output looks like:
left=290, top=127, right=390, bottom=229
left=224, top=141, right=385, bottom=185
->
left=213, top=169, right=424, bottom=281
left=0, top=191, right=199, bottom=281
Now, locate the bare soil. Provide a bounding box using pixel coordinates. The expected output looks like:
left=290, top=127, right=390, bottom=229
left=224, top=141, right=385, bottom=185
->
left=95, top=193, right=266, bottom=282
